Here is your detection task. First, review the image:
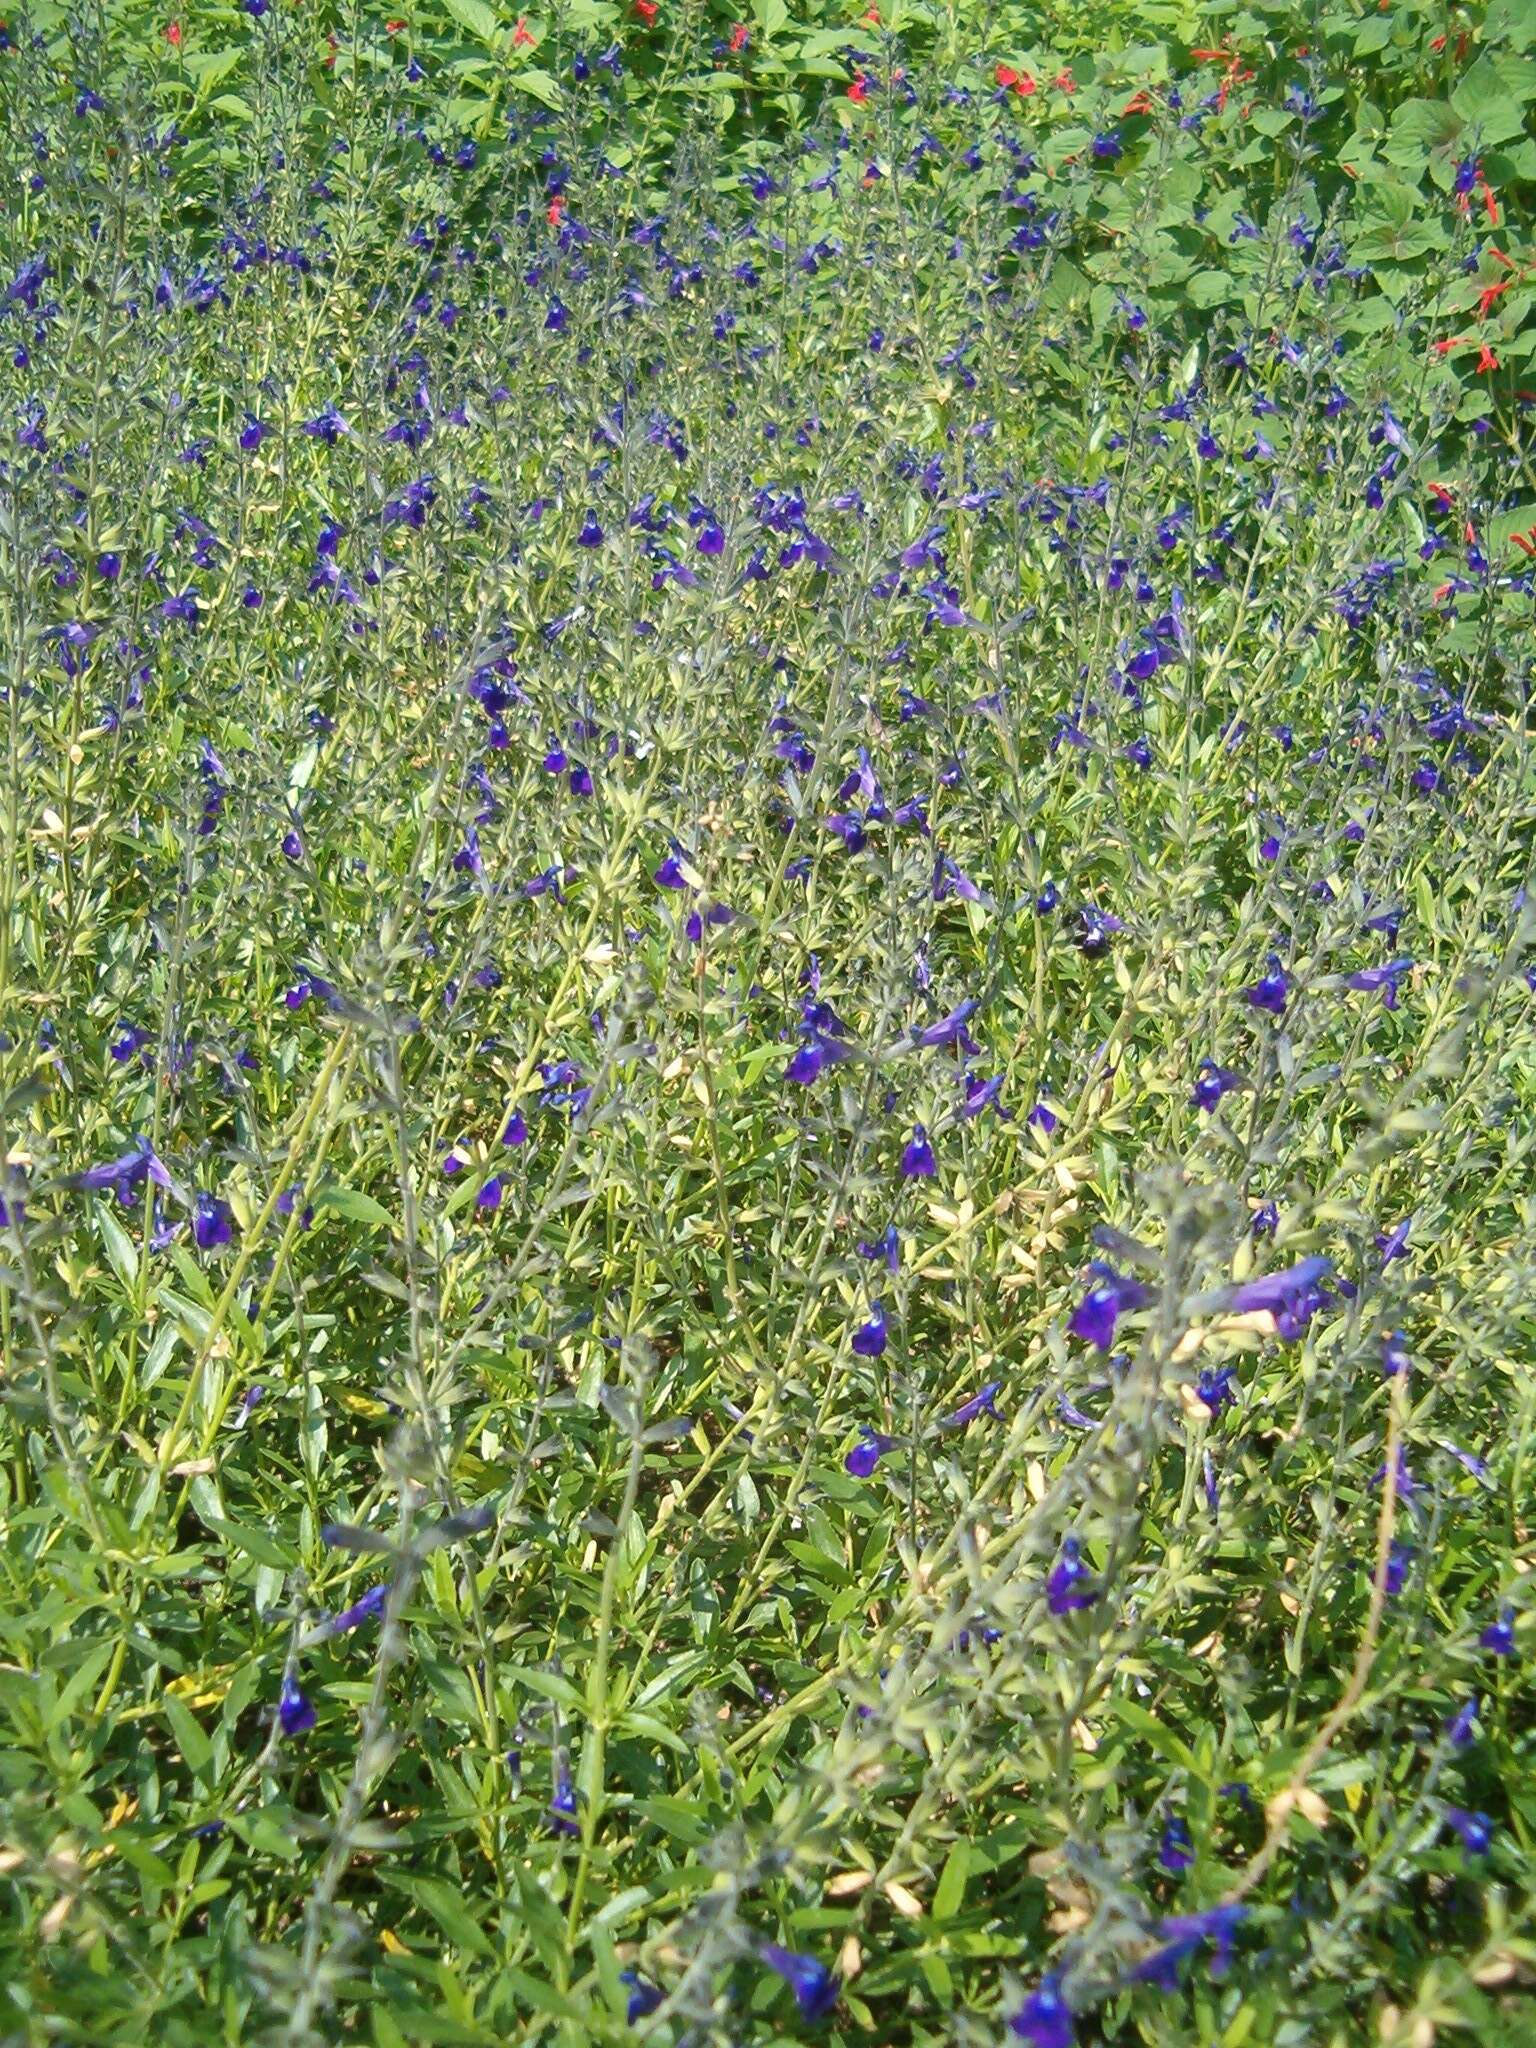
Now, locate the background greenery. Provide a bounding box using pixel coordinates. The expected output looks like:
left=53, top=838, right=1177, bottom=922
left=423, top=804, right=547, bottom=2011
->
left=1, top=1, right=1534, bottom=2045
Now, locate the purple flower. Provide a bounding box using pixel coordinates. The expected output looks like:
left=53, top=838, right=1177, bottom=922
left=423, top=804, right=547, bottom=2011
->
left=621, top=1972, right=663, bottom=2023
left=845, top=1428, right=896, bottom=1478
left=548, top=1754, right=579, bottom=1836
left=77, top=1137, right=178, bottom=1205
left=1196, top=1362, right=1240, bottom=1417
left=1075, top=906, right=1123, bottom=956
left=786, top=1030, right=852, bottom=1084
left=1192, top=1059, right=1245, bottom=1111
left=1376, top=1216, right=1412, bottom=1266
left=1026, top=1100, right=1058, bottom=1135
left=278, top=1677, right=316, bottom=1738
left=758, top=1945, right=838, bottom=2024
left=1225, top=1255, right=1332, bottom=1338
left=1444, top=1696, right=1479, bottom=1748
left=477, top=1177, right=503, bottom=1211
left=901, top=1124, right=936, bottom=1178
left=1382, top=1330, right=1412, bottom=1377
left=1444, top=1807, right=1493, bottom=1856
left=1046, top=1535, right=1098, bottom=1615
left=1385, top=1541, right=1413, bottom=1596
left=653, top=852, right=687, bottom=889
left=911, top=998, right=978, bottom=1050
left=851, top=1303, right=887, bottom=1357
left=1480, top=1606, right=1517, bottom=1658
left=1009, top=1971, right=1074, bottom=2047
left=945, top=1380, right=1001, bottom=1428
left=857, top=1223, right=900, bottom=1272
left=1159, top=1813, right=1194, bottom=1873
left=1245, top=957, right=1289, bottom=1015
left=577, top=513, right=604, bottom=547
left=192, top=1191, right=233, bottom=1250
left=503, top=1111, right=528, bottom=1147
left=328, top=1584, right=388, bottom=1635
left=1069, top=1263, right=1152, bottom=1352
left=1157, top=1903, right=1246, bottom=1977
left=1345, top=957, right=1413, bottom=1009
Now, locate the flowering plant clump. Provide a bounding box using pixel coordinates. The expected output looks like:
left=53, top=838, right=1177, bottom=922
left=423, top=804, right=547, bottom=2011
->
left=0, top=2, right=1534, bottom=2042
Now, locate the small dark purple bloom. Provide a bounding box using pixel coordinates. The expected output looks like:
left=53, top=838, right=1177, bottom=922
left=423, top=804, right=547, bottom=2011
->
left=1009, top=1972, right=1074, bottom=2048
left=1069, top=1264, right=1152, bottom=1352
left=901, top=1124, right=936, bottom=1178
left=1444, top=1696, right=1479, bottom=1748
left=1444, top=1807, right=1493, bottom=1856
left=1480, top=1606, right=1517, bottom=1658
left=845, top=1428, right=897, bottom=1478
left=1346, top=958, right=1413, bottom=1010
left=278, top=1677, right=316, bottom=1737
left=1245, top=956, right=1289, bottom=1015
left=857, top=1223, right=900, bottom=1272
left=1376, top=1216, right=1411, bottom=1266
left=1158, top=1903, right=1246, bottom=1977
left=851, top=1303, right=887, bottom=1357
left=477, top=1177, right=503, bottom=1211
left=329, top=1584, right=388, bottom=1635
left=192, top=1191, right=233, bottom=1250
left=912, top=998, right=978, bottom=1050
left=621, top=1972, right=663, bottom=2023
left=1192, top=1059, right=1245, bottom=1111
left=1046, top=1535, right=1098, bottom=1616
left=945, top=1380, right=1002, bottom=1428
left=1027, top=1100, right=1058, bottom=1135
left=1382, top=1331, right=1412, bottom=1377
left=758, top=1945, right=838, bottom=2024
left=1159, top=1813, right=1194, bottom=1873
left=1196, top=1362, right=1240, bottom=1417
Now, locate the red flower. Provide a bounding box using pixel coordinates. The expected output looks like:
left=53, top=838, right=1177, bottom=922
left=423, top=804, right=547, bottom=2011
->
left=633, top=0, right=657, bottom=22
left=324, top=30, right=337, bottom=66
left=547, top=195, right=564, bottom=225
left=512, top=15, right=535, bottom=44
left=164, top=19, right=181, bottom=42
left=847, top=72, right=870, bottom=102
left=1053, top=68, right=1075, bottom=92
left=728, top=20, right=749, bottom=49
left=1511, top=528, right=1536, bottom=559
left=385, top=18, right=406, bottom=30
left=1476, top=342, right=1499, bottom=374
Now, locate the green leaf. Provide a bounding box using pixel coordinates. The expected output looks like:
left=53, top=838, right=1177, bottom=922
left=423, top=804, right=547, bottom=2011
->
left=508, top=66, right=562, bottom=109
left=441, top=0, right=502, bottom=46
left=203, top=1514, right=295, bottom=1572
left=313, top=1185, right=397, bottom=1231
left=933, top=1840, right=970, bottom=1920
left=163, top=1694, right=213, bottom=1777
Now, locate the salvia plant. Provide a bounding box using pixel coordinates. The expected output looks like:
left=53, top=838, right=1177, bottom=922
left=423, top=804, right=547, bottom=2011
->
left=0, top=2, right=1534, bottom=2045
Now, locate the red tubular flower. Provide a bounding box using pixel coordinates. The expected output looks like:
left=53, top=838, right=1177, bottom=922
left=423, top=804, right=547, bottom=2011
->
left=847, top=72, right=870, bottom=101
left=512, top=15, right=534, bottom=44
left=164, top=20, right=181, bottom=44
left=1476, top=343, right=1499, bottom=374
left=728, top=20, right=748, bottom=49
left=633, top=0, right=657, bottom=22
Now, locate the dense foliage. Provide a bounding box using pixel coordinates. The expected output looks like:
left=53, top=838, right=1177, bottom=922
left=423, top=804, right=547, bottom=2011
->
left=2, top=4, right=1535, bottom=2044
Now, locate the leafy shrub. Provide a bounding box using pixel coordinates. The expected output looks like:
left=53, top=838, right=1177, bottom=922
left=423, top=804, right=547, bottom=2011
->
left=0, top=9, right=1534, bottom=2046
